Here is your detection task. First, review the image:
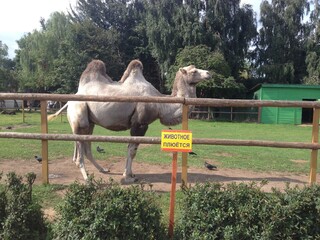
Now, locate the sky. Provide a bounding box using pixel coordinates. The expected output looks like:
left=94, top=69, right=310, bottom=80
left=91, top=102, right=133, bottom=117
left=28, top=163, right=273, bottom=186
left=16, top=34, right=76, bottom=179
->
left=0, top=0, right=260, bottom=59
left=0, top=0, right=77, bottom=58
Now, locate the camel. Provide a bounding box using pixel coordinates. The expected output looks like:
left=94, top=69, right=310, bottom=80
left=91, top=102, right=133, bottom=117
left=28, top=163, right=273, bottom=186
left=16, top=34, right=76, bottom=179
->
left=50, top=59, right=211, bottom=182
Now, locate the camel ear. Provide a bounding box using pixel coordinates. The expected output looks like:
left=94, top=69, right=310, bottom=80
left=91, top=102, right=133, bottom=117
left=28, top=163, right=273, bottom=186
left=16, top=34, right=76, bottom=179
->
left=179, top=68, right=187, bottom=75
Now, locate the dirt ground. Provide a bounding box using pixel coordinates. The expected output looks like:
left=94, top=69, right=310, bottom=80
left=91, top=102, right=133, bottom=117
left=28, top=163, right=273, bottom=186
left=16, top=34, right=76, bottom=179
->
left=0, top=157, right=318, bottom=192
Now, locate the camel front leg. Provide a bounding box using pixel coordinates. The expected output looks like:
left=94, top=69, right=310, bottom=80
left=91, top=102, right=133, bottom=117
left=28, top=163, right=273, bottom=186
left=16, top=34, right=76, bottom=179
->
left=123, top=143, right=139, bottom=181
left=123, top=124, right=148, bottom=183
left=77, top=141, right=88, bottom=180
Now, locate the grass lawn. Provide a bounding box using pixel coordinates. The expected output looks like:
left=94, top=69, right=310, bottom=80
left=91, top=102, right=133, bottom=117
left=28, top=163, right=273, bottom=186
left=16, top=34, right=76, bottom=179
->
left=0, top=111, right=317, bottom=173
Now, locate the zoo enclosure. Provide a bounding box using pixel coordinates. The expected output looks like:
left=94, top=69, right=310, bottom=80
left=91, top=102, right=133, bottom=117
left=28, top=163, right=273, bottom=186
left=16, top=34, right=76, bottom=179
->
left=0, top=93, right=320, bottom=185
left=190, top=105, right=259, bottom=122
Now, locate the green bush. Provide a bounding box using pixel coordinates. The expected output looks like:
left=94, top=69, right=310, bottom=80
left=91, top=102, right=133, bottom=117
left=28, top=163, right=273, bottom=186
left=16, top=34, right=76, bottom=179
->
left=177, top=182, right=320, bottom=240
left=0, top=172, right=47, bottom=240
left=53, top=177, right=166, bottom=240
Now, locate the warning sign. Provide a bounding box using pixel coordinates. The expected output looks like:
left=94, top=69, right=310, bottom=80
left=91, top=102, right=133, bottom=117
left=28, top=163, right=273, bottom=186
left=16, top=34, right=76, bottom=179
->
left=161, top=130, right=192, bottom=152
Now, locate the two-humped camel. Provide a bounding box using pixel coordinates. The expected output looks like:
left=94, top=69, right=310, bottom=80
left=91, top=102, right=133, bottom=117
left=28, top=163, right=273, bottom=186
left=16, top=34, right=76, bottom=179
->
left=50, top=59, right=211, bottom=182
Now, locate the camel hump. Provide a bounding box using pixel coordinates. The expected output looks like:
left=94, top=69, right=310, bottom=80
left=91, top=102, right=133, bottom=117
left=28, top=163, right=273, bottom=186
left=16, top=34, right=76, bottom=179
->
left=83, top=59, right=107, bottom=76
left=119, top=59, right=143, bottom=83
left=79, top=59, right=114, bottom=86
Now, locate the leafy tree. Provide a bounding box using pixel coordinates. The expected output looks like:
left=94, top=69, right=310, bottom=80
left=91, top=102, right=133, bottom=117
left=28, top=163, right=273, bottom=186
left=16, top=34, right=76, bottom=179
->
left=146, top=0, right=256, bottom=92
left=70, top=0, right=162, bottom=90
left=0, top=41, right=17, bottom=92
left=16, top=12, right=70, bottom=92
left=0, top=41, right=8, bottom=63
left=145, top=0, right=203, bottom=75
left=256, top=0, right=310, bottom=84
left=16, top=11, right=123, bottom=93
left=304, top=0, right=320, bottom=85
left=52, top=19, right=124, bottom=93
left=202, top=0, right=258, bottom=78
left=14, top=0, right=256, bottom=96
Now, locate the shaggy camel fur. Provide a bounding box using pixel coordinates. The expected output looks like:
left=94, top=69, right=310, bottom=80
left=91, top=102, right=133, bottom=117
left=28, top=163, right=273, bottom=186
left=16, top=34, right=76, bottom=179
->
left=50, top=59, right=211, bottom=182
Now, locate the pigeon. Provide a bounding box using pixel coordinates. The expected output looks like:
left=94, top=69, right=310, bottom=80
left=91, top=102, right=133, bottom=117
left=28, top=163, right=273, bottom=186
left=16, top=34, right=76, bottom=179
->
left=189, top=151, right=197, bottom=156
left=204, top=161, right=217, bottom=170
left=96, top=146, right=105, bottom=153
left=35, top=155, right=42, bottom=163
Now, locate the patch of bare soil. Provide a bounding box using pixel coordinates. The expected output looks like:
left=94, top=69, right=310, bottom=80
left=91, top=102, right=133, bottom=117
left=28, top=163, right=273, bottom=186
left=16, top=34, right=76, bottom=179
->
left=0, top=157, right=318, bottom=192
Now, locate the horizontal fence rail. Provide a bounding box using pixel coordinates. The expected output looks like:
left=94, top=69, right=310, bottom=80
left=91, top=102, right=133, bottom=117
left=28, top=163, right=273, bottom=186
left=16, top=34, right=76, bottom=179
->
left=1, top=93, right=320, bottom=108
left=0, top=132, right=320, bottom=150
left=0, top=93, right=319, bottom=186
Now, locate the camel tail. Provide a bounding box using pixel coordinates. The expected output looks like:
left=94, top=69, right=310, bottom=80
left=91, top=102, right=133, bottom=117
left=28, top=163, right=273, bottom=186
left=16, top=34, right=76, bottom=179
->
left=48, top=103, right=68, bottom=121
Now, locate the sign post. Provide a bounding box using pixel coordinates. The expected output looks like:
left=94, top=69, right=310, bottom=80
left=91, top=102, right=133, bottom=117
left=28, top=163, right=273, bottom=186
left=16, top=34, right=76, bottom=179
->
left=168, top=151, right=178, bottom=238
left=161, top=129, right=192, bottom=238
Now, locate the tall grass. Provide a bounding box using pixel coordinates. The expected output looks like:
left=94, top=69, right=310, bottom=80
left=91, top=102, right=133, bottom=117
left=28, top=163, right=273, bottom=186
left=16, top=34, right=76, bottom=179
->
left=0, top=112, right=317, bottom=173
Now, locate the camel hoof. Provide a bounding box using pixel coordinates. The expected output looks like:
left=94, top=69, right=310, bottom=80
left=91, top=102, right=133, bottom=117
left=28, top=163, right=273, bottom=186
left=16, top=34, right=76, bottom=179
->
left=99, top=168, right=110, bottom=173
left=123, top=172, right=135, bottom=178
left=121, top=177, right=138, bottom=184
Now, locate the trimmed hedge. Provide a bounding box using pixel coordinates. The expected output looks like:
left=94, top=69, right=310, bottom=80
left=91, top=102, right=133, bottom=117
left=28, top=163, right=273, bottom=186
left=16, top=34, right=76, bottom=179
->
left=0, top=172, right=47, bottom=240
left=2, top=172, right=320, bottom=240
left=177, top=181, right=320, bottom=239
left=52, top=177, right=166, bottom=240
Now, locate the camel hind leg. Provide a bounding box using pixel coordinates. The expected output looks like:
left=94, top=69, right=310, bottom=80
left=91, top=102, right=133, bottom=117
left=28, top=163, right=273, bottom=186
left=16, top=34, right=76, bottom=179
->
left=68, top=101, right=109, bottom=180
left=73, top=142, right=78, bottom=163
left=67, top=101, right=93, bottom=180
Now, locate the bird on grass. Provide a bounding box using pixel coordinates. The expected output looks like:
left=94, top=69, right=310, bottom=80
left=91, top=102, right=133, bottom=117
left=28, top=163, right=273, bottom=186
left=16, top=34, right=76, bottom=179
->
left=35, top=155, right=42, bottom=163
left=204, top=161, right=217, bottom=170
left=189, top=151, right=197, bottom=156
left=96, top=146, right=105, bottom=153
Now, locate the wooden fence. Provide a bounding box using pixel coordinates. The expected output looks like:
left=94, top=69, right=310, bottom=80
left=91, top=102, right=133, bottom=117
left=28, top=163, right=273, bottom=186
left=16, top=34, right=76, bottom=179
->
left=0, top=93, right=320, bottom=185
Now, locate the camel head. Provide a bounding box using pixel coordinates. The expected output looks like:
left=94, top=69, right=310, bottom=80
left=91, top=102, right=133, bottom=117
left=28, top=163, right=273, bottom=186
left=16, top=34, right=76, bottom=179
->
left=172, top=65, right=211, bottom=98
left=119, top=59, right=143, bottom=83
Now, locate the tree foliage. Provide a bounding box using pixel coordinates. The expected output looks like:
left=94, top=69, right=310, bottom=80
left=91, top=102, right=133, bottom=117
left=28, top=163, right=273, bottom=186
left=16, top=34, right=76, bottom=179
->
left=0, top=41, right=17, bottom=92
left=16, top=12, right=71, bottom=92
left=256, top=0, right=310, bottom=84
left=70, top=0, right=162, bottom=90
left=5, top=0, right=320, bottom=97
left=145, top=0, right=257, bottom=80
left=304, top=0, right=320, bottom=84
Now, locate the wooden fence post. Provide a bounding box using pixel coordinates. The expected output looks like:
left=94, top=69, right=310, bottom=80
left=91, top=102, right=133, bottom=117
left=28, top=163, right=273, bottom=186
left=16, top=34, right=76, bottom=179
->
left=309, top=108, right=319, bottom=184
left=22, top=102, right=25, bottom=123
left=181, top=104, right=189, bottom=187
left=168, top=152, right=178, bottom=239
left=40, top=100, right=49, bottom=184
